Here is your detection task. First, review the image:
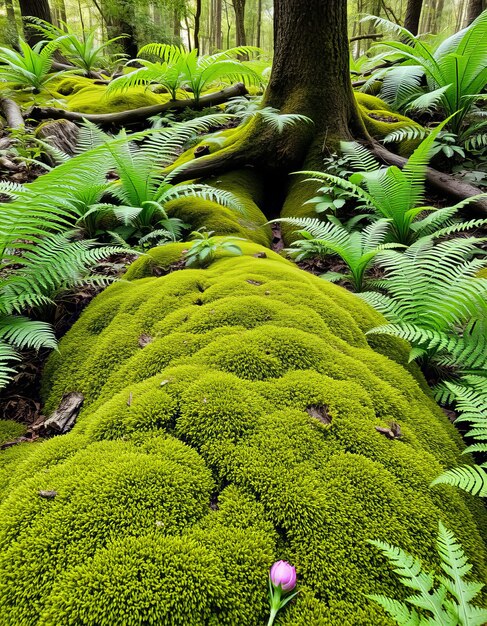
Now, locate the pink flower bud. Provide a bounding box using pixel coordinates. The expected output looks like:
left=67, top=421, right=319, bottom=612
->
left=269, top=560, right=296, bottom=592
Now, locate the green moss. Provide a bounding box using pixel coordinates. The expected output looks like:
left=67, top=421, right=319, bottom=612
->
left=355, top=92, right=393, bottom=112
left=0, top=420, right=26, bottom=445
left=2, top=244, right=486, bottom=625
left=66, top=85, right=170, bottom=114
left=50, top=75, right=97, bottom=96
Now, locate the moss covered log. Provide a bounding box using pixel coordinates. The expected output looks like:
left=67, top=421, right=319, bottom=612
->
left=0, top=244, right=485, bottom=626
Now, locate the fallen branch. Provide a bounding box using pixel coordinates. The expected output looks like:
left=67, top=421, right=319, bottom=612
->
left=371, top=141, right=487, bottom=215
left=28, top=83, right=249, bottom=126
left=350, top=33, right=383, bottom=42
left=41, top=391, right=84, bottom=434
left=0, top=97, right=24, bottom=129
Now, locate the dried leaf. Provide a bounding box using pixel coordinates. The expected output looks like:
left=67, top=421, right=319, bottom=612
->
left=138, top=334, right=152, bottom=348
left=306, top=404, right=331, bottom=425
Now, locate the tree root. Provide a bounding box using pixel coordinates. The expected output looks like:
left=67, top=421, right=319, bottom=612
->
left=27, top=83, right=249, bottom=126
left=168, top=114, right=315, bottom=184
left=371, top=141, right=487, bottom=215
left=0, top=97, right=24, bottom=129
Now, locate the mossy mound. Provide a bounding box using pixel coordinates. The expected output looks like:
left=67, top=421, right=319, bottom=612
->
left=167, top=169, right=271, bottom=247
left=50, top=75, right=97, bottom=96
left=1, top=248, right=486, bottom=625
left=66, top=85, right=170, bottom=114
left=355, top=92, right=423, bottom=156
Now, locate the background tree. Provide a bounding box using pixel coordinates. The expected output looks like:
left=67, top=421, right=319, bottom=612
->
left=404, top=0, right=424, bottom=34
left=231, top=0, right=246, bottom=46
left=465, top=0, right=486, bottom=24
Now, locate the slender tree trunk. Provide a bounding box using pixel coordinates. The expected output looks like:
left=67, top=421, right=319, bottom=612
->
left=58, top=0, right=67, bottom=23
left=256, top=0, right=262, bottom=48
left=404, top=0, right=423, bottom=34
left=173, top=7, right=180, bottom=39
left=214, top=0, right=222, bottom=48
left=465, top=0, right=485, bottom=25
left=4, top=0, right=18, bottom=36
left=231, top=0, right=246, bottom=46
left=194, top=0, right=202, bottom=51
left=18, top=0, right=52, bottom=43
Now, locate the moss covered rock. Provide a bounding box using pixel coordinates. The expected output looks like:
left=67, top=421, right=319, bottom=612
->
left=1, top=247, right=486, bottom=625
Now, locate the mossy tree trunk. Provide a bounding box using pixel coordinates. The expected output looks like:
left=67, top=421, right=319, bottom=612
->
left=265, top=0, right=365, bottom=144
left=172, top=0, right=365, bottom=184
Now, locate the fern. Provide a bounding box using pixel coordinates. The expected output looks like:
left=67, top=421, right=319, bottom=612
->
left=26, top=18, right=125, bottom=73
left=368, top=522, right=487, bottom=625
left=432, top=465, right=487, bottom=498
left=0, top=37, right=71, bottom=91
left=359, top=237, right=487, bottom=370
left=108, top=44, right=262, bottom=102
left=299, top=121, right=469, bottom=245
left=366, top=11, right=487, bottom=134
left=273, top=216, right=403, bottom=291
left=431, top=377, right=487, bottom=498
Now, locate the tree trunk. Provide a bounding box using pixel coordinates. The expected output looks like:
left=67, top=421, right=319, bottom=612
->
left=4, top=0, right=18, bottom=37
left=404, top=0, right=424, bottom=34
left=265, top=0, right=363, bottom=141
left=214, top=0, right=222, bottom=49
left=231, top=0, right=246, bottom=46
left=169, top=0, right=365, bottom=184
left=465, top=0, right=485, bottom=25
left=18, top=0, right=52, bottom=44
left=194, top=0, right=202, bottom=51
left=105, top=0, right=138, bottom=59
left=58, top=0, right=67, bottom=23
left=256, top=0, right=262, bottom=48
left=173, top=7, right=180, bottom=39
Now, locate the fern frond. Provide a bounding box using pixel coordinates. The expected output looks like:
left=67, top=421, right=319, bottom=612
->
left=0, top=340, right=21, bottom=389
left=431, top=465, right=487, bottom=497
left=383, top=126, right=428, bottom=144
left=365, top=596, right=421, bottom=626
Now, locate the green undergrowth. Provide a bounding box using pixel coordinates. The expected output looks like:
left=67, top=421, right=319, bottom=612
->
left=0, top=243, right=485, bottom=625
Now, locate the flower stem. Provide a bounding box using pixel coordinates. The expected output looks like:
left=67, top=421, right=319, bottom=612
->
left=267, top=608, right=278, bottom=626
left=267, top=585, right=282, bottom=626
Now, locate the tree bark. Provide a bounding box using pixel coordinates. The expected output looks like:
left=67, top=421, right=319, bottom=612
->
left=0, top=97, right=24, bottom=128
left=18, top=0, right=52, bottom=44
left=404, top=0, right=424, bottom=34
left=213, top=0, right=222, bottom=49
left=265, top=0, right=364, bottom=141
left=232, top=0, right=246, bottom=46
left=255, top=0, right=262, bottom=48
left=465, top=0, right=485, bottom=25
left=169, top=0, right=366, bottom=184
left=105, top=0, right=138, bottom=59
left=4, top=0, right=18, bottom=37
left=194, top=0, right=202, bottom=51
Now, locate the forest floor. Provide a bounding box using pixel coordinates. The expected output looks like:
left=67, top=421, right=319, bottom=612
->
left=1, top=142, right=486, bottom=446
